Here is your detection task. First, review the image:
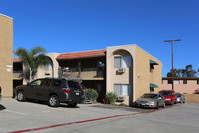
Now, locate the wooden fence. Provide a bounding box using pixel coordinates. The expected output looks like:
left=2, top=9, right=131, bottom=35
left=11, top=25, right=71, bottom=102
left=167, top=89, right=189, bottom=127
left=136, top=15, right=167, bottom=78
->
left=183, top=94, right=199, bottom=103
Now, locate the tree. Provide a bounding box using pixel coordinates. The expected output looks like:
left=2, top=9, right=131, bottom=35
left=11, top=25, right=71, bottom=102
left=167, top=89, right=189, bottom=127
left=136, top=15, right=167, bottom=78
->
left=182, top=65, right=197, bottom=77
left=166, top=69, right=180, bottom=77
left=14, top=47, right=52, bottom=81
left=167, top=64, right=197, bottom=77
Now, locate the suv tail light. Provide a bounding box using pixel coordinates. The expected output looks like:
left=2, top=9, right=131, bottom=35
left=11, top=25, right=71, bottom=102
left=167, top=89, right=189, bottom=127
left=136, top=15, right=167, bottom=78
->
left=62, top=88, right=70, bottom=94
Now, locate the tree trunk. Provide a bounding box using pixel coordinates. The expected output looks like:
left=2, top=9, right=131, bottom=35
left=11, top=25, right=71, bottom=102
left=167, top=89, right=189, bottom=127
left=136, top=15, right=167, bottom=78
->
left=29, top=68, right=32, bottom=82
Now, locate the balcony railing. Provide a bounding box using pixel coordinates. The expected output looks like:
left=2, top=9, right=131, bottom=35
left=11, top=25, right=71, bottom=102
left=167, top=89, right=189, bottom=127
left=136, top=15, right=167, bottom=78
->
left=62, top=67, right=104, bottom=80
left=13, top=70, right=23, bottom=79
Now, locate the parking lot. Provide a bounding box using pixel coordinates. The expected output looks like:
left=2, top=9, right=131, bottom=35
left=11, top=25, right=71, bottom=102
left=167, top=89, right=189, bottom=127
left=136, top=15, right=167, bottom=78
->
left=0, top=99, right=199, bottom=133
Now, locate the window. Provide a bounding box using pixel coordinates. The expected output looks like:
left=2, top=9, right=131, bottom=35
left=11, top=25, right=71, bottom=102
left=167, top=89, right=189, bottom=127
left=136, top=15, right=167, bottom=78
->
left=149, top=60, right=158, bottom=73
left=150, top=64, right=154, bottom=73
left=43, top=80, right=52, bottom=86
left=122, top=56, right=131, bottom=68
left=159, top=91, right=172, bottom=96
left=114, top=56, right=131, bottom=68
left=44, top=64, right=52, bottom=71
left=68, top=81, right=81, bottom=89
left=168, top=80, right=180, bottom=84
left=30, top=80, right=42, bottom=86
left=183, top=80, right=187, bottom=84
left=174, top=80, right=180, bottom=84
left=53, top=80, right=62, bottom=86
left=114, top=84, right=131, bottom=96
left=114, top=56, right=122, bottom=68
left=150, top=87, right=154, bottom=92
left=168, top=80, right=172, bottom=84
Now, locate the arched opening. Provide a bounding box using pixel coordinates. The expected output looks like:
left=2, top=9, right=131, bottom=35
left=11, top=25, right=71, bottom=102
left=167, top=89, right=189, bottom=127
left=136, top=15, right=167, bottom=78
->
left=112, top=49, right=134, bottom=105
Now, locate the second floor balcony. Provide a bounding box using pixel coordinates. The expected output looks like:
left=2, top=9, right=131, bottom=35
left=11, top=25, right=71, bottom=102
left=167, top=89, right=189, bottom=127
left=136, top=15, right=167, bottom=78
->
left=62, top=67, right=105, bottom=80
left=13, top=70, right=23, bottom=80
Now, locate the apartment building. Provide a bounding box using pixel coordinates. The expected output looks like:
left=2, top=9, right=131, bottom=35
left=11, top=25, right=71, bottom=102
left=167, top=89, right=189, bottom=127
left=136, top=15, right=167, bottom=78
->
left=57, top=49, right=106, bottom=102
left=13, top=44, right=162, bottom=105
left=162, top=77, right=199, bottom=94
left=0, top=14, right=13, bottom=98
left=106, top=45, right=162, bottom=105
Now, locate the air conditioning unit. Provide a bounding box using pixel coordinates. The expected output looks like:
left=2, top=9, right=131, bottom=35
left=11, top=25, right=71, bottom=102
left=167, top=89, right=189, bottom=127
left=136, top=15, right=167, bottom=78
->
left=117, top=96, right=124, bottom=102
left=118, top=68, right=125, bottom=73
left=45, top=71, right=50, bottom=75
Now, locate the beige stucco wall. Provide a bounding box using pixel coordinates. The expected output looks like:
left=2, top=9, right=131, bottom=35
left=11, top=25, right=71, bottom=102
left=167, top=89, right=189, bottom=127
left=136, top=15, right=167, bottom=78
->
left=106, top=44, right=162, bottom=105
left=35, top=53, right=60, bottom=79
left=106, top=45, right=136, bottom=105
left=0, top=14, right=13, bottom=98
left=134, top=45, right=162, bottom=100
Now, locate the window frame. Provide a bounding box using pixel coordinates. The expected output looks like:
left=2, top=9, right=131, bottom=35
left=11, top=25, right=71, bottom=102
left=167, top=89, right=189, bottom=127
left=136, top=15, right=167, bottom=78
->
left=114, top=56, right=131, bottom=68
left=168, top=80, right=172, bottom=84
left=174, top=80, right=180, bottom=84
left=114, top=84, right=131, bottom=96
left=197, top=80, right=199, bottom=85
left=114, top=56, right=122, bottom=68
left=150, top=87, right=154, bottom=92
left=150, top=64, right=154, bottom=73
left=183, top=80, right=187, bottom=84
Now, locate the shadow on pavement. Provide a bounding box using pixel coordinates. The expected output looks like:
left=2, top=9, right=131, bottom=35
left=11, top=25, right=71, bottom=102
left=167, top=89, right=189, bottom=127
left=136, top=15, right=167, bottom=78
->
left=0, top=104, right=6, bottom=111
left=90, top=104, right=155, bottom=112
left=15, top=99, right=80, bottom=108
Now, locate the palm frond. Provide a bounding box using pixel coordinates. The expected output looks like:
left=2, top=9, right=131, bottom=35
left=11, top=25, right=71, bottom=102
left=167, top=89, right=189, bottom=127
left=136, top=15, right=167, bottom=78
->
left=31, top=47, right=46, bottom=56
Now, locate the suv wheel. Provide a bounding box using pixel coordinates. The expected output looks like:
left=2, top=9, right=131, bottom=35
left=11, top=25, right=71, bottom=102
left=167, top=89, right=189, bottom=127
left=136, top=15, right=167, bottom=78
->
left=16, top=91, right=25, bottom=102
left=68, top=103, right=77, bottom=107
left=48, top=95, right=60, bottom=107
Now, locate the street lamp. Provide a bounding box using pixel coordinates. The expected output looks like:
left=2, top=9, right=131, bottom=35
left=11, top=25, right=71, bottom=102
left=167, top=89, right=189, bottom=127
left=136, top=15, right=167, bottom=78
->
left=164, top=39, right=181, bottom=91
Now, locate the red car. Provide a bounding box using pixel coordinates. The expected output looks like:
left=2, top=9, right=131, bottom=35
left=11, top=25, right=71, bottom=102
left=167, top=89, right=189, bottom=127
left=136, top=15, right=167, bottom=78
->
left=159, top=90, right=177, bottom=105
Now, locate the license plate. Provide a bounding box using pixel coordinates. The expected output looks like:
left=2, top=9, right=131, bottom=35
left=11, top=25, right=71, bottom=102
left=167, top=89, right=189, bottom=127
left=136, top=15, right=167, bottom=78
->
left=76, top=92, right=79, bottom=95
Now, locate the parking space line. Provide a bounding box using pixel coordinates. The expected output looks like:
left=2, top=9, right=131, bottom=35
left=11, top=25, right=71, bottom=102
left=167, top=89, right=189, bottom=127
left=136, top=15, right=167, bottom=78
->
left=4, top=110, right=28, bottom=115
left=9, top=104, right=183, bottom=133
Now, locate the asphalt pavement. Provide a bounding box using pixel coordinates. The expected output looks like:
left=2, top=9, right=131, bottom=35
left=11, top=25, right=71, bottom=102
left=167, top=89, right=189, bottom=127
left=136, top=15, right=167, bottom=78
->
left=0, top=99, right=198, bottom=133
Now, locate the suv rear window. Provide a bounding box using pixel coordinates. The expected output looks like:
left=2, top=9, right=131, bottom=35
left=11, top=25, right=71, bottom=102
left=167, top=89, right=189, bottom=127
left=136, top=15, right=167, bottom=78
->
left=68, top=81, right=81, bottom=89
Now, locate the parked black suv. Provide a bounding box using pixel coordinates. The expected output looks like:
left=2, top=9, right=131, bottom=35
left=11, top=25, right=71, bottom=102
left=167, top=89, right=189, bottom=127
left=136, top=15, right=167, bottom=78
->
left=15, top=78, right=85, bottom=107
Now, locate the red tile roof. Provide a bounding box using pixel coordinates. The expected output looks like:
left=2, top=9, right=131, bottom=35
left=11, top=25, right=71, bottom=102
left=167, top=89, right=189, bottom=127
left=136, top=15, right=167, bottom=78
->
left=13, top=58, right=22, bottom=63
left=56, top=49, right=106, bottom=60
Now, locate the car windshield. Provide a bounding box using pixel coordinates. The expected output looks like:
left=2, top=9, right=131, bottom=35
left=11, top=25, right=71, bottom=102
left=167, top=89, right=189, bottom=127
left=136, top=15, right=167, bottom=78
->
left=176, top=93, right=181, bottom=97
left=159, top=91, right=171, bottom=96
left=141, top=94, right=158, bottom=99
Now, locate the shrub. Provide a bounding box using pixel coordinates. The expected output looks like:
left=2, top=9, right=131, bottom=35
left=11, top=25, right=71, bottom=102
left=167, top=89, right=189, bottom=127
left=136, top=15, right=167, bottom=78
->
left=119, top=103, right=126, bottom=106
left=85, top=88, right=98, bottom=102
left=106, top=92, right=118, bottom=104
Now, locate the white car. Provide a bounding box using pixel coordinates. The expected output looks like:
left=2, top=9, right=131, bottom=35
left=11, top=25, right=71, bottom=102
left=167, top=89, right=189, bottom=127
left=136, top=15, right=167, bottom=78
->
left=176, top=93, right=186, bottom=103
left=133, top=93, right=165, bottom=109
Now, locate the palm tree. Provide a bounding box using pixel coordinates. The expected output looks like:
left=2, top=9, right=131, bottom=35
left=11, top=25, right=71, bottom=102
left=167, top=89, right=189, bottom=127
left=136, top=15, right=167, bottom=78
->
left=14, top=47, right=52, bottom=81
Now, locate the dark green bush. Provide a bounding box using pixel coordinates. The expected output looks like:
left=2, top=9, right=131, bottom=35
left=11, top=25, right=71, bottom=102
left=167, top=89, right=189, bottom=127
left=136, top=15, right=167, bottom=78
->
left=106, top=92, right=118, bottom=104
left=85, top=88, right=98, bottom=102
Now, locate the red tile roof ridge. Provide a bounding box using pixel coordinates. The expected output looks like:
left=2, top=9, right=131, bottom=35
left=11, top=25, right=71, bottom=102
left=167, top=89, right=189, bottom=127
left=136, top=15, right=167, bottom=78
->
left=13, top=58, right=22, bottom=62
left=59, top=49, right=106, bottom=55
left=57, top=49, right=106, bottom=60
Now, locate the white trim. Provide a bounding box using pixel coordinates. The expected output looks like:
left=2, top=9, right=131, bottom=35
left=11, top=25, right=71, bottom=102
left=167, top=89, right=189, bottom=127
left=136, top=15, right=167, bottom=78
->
left=0, top=13, right=13, bottom=19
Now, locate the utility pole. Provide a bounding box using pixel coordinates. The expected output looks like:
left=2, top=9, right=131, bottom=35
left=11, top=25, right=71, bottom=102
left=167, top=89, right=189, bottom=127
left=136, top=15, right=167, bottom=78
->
left=164, top=39, right=181, bottom=91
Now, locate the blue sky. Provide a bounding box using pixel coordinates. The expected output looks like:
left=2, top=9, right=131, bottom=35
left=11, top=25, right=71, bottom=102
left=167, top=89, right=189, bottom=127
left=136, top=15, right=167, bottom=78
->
left=0, top=0, right=198, bottom=77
